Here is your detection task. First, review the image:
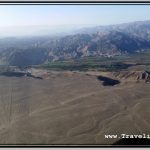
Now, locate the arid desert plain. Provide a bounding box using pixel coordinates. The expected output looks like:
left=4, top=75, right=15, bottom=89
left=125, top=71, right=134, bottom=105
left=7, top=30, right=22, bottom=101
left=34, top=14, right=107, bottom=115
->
left=0, top=69, right=149, bottom=145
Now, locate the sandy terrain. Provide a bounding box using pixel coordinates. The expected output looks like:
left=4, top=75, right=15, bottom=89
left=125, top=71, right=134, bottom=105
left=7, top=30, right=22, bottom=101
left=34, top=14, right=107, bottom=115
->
left=0, top=71, right=149, bottom=145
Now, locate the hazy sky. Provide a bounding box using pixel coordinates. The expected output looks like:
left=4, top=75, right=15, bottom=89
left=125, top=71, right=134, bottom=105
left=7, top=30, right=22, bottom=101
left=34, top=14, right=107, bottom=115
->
left=0, top=5, right=150, bottom=27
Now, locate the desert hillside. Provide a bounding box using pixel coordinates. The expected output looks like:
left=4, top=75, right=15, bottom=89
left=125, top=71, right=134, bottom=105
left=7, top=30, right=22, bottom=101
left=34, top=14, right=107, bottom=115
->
left=0, top=70, right=149, bottom=144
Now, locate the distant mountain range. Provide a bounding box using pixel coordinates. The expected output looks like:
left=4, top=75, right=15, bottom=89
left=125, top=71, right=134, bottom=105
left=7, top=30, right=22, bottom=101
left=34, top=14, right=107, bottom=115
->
left=1, top=20, right=150, bottom=67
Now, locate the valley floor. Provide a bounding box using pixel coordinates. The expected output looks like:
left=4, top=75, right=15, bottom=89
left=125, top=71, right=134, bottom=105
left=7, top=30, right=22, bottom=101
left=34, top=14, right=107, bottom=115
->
left=0, top=71, right=149, bottom=145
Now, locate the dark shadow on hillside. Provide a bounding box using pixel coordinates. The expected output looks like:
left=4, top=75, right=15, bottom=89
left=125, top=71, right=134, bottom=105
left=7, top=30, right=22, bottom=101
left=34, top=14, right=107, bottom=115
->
left=26, top=73, right=43, bottom=79
left=113, top=138, right=150, bottom=145
left=97, top=75, right=120, bottom=86
left=0, top=71, right=25, bottom=77
left=0, top=71, right=43, bottom=80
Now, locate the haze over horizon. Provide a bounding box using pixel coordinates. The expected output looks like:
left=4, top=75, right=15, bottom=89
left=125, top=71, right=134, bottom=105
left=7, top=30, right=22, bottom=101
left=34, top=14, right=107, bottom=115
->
left=1, top=5, right=150, bottom=36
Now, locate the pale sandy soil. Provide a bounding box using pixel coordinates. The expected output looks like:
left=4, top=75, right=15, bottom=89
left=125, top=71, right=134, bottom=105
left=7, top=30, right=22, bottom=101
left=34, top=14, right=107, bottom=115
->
left=0, top=71, right=149, bottom=145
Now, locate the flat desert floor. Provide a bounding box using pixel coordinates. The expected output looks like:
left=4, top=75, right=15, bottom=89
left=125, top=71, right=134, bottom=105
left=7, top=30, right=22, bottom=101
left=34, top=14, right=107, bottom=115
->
left=0, top=71, right=149, bottom=145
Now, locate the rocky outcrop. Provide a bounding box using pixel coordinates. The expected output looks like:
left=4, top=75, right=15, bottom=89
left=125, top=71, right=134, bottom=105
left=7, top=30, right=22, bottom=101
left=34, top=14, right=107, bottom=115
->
left=112, top=71, right=150, bottom=83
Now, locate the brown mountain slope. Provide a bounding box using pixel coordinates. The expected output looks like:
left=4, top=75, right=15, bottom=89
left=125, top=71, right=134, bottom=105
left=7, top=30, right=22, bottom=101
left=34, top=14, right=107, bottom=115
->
left=0, top=71, right=149, bottom=144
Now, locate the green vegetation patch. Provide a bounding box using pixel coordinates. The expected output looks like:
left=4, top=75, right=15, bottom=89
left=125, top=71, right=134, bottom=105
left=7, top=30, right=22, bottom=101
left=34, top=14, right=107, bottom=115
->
left=40, top=55, right=134, bottom=72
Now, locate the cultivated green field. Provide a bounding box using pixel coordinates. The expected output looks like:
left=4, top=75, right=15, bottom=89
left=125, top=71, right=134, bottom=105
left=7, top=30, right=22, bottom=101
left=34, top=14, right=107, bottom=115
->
left=40, top=52, right=150, bottom=72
